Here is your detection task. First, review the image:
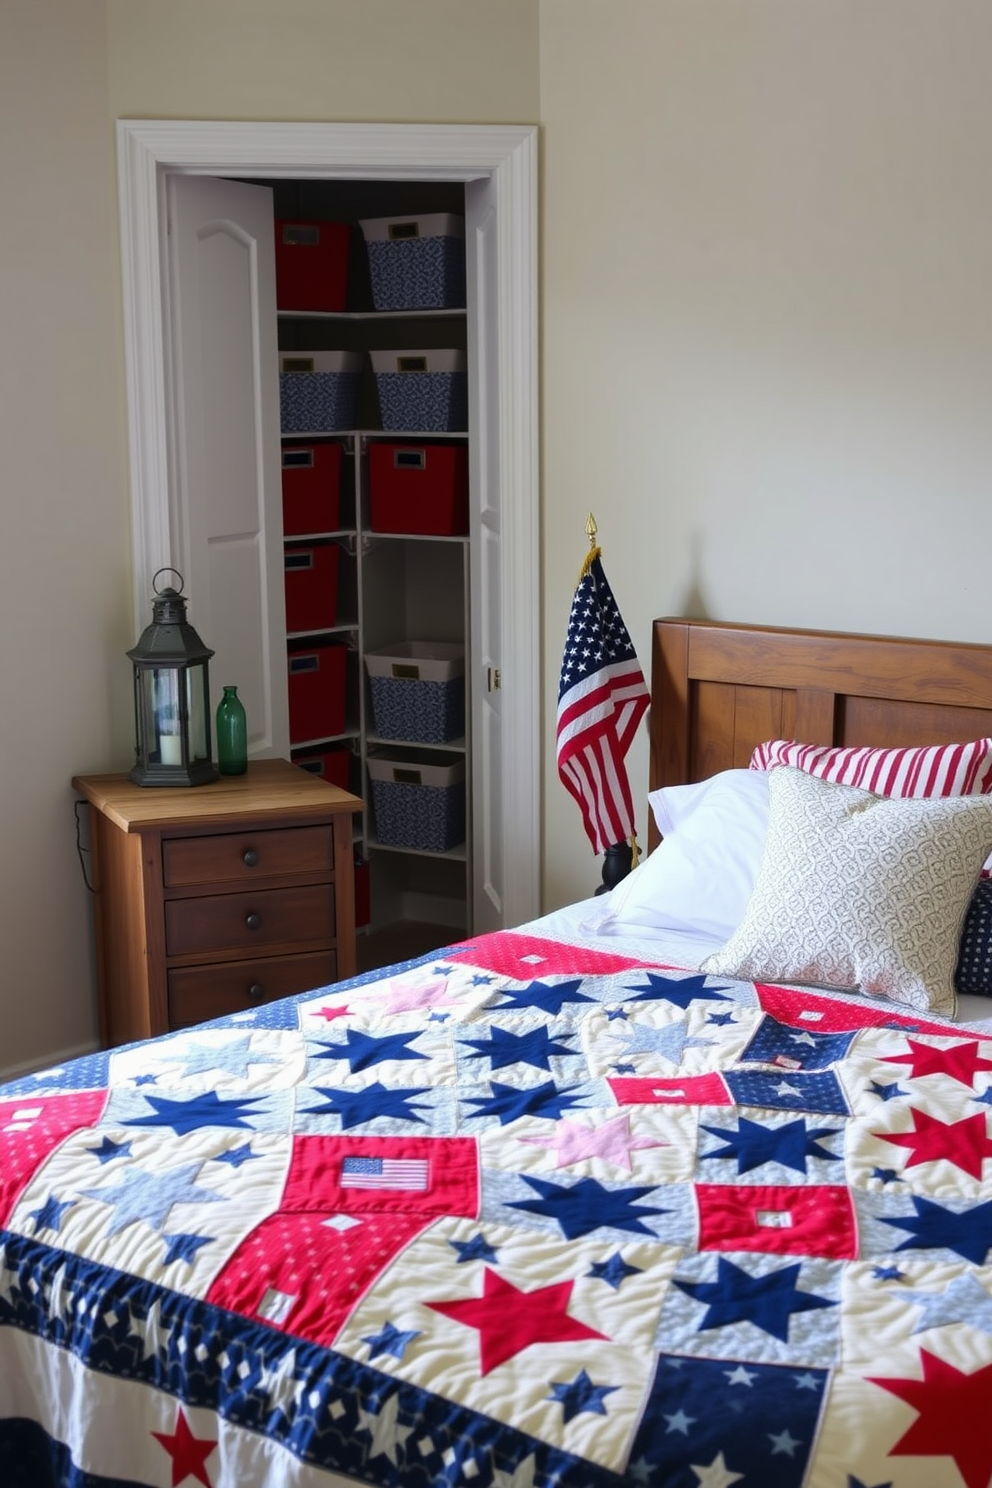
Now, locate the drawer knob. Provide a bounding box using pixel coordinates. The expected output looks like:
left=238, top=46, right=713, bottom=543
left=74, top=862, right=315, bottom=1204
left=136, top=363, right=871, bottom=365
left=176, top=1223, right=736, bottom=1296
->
left=247, top=983, right=264, bottom=1001
left=245, top=912, right=262, bottom=931
left=243, top=848, right=260, bottom=868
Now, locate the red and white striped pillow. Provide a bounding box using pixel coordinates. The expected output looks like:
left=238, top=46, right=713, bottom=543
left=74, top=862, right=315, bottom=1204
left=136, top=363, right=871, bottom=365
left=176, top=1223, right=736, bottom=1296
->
left=749, top=737, right=992, bottom=799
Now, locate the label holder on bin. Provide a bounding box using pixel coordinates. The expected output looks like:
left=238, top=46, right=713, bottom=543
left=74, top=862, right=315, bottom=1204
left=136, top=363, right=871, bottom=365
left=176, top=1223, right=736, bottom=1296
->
left=283, top=448, right=315, bottom=471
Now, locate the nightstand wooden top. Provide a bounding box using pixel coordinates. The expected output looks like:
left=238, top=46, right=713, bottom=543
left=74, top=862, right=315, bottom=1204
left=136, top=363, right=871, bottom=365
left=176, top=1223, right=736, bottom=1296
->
left=72, top=758, right=363, bottom=834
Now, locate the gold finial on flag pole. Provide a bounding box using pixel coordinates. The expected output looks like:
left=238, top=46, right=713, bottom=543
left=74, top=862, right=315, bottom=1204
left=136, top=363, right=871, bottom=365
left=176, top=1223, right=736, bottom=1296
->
left=579, top=512, right=601, bottom=581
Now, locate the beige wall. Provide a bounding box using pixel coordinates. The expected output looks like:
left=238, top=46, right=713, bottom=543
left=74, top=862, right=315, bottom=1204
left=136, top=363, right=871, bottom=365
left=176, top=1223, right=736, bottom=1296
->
left=541, top=0, right=992, bottom=907
left=0, top=1, right=128, bottom=1074
left=105, top=0, right=539, bottom=121
left=4, top=0, right=992, bottom=1072
left=0, top=0, right=538, bottom=1078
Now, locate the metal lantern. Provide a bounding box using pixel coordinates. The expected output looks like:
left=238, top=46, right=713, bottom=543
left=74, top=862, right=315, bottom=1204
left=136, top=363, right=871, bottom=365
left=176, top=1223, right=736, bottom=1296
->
left=128, top=569, right=217, bottom=787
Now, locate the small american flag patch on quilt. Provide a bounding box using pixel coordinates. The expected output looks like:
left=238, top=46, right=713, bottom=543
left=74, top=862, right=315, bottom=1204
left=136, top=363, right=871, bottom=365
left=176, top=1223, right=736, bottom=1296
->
left=340, top=1155, right=430, bottom=1191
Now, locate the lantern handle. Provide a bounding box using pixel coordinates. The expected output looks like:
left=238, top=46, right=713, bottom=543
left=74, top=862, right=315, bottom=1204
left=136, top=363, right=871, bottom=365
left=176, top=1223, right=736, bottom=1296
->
left=152, top=567, right=185, bottom=597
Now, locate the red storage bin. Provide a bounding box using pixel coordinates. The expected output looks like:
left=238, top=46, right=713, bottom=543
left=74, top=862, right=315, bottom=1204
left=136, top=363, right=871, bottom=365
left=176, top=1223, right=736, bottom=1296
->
left=282, top=442, right=343, bottom=536
left=292, top=745, right=353, bottom=790
left=288, top=643, right=347, bottom=744
left=284, top=542, right=340, bottom=633
left=274, top=219, right=350, bottom=312
left=368, top=441, right=469, bottom=536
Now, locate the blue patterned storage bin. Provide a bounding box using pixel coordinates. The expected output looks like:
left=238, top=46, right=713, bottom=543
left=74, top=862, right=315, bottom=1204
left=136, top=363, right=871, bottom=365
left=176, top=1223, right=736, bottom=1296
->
left=370, top=349, right=468, bottom=433
left=365, top=643, right=465, bottom=743
left=368, top=754, right=466, bottom=853
left=359, top=213, right=465, bottom=311
left=279, top=351, right=363, bottom=433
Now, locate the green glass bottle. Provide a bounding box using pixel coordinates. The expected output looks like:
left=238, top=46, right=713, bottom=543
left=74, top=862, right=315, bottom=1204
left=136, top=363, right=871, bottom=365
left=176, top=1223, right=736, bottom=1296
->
left=216, top=685, right=248, bottom=776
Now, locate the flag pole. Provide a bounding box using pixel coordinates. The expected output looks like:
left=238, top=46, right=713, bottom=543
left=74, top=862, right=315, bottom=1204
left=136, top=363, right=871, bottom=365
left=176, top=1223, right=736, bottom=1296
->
left=583, top=515, right=641, bottom=895
left=556, top=511, right=648, bottom=891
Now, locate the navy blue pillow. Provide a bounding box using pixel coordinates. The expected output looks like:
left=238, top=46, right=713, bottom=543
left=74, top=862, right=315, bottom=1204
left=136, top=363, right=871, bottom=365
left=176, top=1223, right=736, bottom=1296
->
left=955, top=877, right=992, bottom=995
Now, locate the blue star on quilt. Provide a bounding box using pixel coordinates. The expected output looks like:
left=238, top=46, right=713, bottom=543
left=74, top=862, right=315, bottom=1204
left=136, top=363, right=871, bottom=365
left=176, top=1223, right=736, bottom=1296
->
left=619, top=972, right=735, bottom=1010
left=87, top=1136, right=132, bottom=1164
left=587, top=1251, right=643, bottom=1289
left=459, top=1025, right=576, bottom=1071
left=213, top=1143, right=259, bottom=1169
left=362, top=1321, right=422, bottom=1361
left=882, top=1195, right=992, bottom=1264
left=302, top=1082, right=433, bottom=1129
left=122, top=1091, right=267, bottom=1134
left=463, top=1079, right=587, bottom=1126
left=547, top=1368, right=619, bottom=1421
left=82, top=1160, right=224, bottom=1237
left=674, top=1257, right=836, bottom=1342
left=28, top=1196, right=75, bottom=1235
left=507, top=1174, right=672, bottom=1241
left=172, top=1034, right=279, bottom=1079
left=494, top=979, right=596, bottom=1016
left=869, top=1081, right=907, bottom=1101
left=700, top=1116, right=843, bottom=1176
left=619, top=1020, right=714, bottom=1065
left=902, top=1272, right=992, bottom=1335
left=309, top=1028, right=429, bottom=1072
left=161, top=1232, right=214, bottom=1266
left=450, top=1233, right=500, bottom=1265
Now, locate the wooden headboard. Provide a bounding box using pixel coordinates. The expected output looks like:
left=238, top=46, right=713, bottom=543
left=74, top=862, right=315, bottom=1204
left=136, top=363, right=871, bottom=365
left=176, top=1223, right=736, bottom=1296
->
left=649, top=617, right=992, bottom=850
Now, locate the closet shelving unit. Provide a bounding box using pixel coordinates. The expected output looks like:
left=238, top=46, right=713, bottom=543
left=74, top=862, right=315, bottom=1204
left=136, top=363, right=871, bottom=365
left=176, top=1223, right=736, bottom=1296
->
left=269, top=180, right=471, bottom=971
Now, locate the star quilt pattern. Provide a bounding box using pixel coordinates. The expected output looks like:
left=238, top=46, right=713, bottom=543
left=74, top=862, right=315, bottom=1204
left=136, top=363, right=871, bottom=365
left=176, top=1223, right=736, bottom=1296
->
left=2, top=930, right=992, bottom=1488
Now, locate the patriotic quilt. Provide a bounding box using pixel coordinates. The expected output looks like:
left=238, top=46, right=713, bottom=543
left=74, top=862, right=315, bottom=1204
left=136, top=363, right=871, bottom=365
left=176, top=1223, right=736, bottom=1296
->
left=2, top=929, right=992, bottom=1488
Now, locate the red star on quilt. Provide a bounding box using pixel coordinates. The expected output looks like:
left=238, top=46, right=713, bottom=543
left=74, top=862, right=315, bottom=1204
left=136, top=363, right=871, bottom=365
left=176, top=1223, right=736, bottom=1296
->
left=879, top=1038, right=992, bottom=1088
left=426, top=1266, right=607, bottom=1375
left=869, top=1349, right=992, bottom=1488
left=875, top=1108, right=992, bottom=1180
left=310, top=1002, right=353, bottom=1024
left=151, top=1407, right=217, bottom=1488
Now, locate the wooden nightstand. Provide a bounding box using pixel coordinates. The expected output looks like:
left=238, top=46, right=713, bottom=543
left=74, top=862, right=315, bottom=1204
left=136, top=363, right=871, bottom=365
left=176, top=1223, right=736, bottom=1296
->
left=73, top=759, right=362, bottom=1048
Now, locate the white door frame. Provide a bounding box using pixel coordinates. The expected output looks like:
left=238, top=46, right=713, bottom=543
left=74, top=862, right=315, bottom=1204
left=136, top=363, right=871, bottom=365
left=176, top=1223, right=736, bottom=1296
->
left=116, top=119, right=540, bottom=927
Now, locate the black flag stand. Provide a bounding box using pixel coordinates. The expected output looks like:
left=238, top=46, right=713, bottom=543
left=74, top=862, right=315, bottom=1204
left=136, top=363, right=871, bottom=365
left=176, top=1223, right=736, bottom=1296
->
left=595, top=839, right=635, bottom=895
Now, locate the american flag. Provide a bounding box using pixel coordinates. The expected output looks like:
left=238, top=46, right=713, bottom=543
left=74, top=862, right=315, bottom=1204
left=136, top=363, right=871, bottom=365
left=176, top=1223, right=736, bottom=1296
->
left=556, top=550, right=649, bottom=854
left=340, top=1155, right=430, bottom=1191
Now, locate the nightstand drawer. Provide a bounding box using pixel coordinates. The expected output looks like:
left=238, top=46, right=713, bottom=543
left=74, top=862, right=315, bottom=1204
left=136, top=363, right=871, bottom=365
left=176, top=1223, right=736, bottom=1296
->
left=165, top=884, right=335, bottom=957
left=168, top=949, right=338, bottom=1027
left=163, top=825, right=335, bottom=887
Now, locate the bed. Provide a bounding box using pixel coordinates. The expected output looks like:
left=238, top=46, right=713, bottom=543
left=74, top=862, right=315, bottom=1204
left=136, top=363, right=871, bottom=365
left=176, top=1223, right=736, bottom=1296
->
left=4, top=616, right=992, bottom=1488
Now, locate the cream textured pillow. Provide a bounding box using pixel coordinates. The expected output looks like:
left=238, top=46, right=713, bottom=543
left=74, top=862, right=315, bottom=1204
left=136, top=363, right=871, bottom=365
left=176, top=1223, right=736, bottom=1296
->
left=699, top=766, right=992, bottom=1017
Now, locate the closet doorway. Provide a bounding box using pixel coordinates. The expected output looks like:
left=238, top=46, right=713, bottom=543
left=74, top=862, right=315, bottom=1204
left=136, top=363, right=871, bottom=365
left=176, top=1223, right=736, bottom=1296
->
left=116, top=120, right=539, bottom=935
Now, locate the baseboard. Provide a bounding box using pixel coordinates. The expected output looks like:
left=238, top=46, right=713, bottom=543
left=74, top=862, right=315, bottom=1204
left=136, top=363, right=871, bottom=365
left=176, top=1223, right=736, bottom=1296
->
left=0, top=1039, right=101, bottom=1087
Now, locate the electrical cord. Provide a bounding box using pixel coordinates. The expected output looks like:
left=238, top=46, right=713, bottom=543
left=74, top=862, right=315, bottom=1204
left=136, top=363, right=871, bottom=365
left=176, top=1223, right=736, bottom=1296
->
left=74, top=799, right=95, bottom=893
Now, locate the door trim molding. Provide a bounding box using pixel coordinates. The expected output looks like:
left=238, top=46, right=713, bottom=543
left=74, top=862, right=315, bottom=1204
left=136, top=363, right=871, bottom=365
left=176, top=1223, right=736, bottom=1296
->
left=116, top=119, right=540, bottom=925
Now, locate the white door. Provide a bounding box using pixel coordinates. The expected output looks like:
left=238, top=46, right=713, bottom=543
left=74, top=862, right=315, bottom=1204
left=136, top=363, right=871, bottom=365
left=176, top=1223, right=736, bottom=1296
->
left=466, top=172, right=504, bottom=934
left=166, top=174, right=289, bottom=759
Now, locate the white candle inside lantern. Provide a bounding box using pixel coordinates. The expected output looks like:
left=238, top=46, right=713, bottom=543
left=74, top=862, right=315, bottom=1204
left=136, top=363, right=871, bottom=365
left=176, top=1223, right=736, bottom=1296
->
left=160, top=733, right=182, bottom=766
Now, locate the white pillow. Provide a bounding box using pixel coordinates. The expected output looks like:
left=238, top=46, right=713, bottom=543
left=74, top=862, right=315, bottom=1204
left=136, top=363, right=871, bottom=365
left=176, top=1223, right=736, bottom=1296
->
left=590, top=768, right=770, bottom=941
left=700, top=766, right=992, bottom=1017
